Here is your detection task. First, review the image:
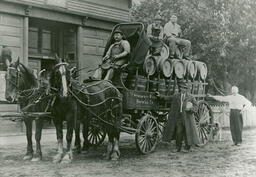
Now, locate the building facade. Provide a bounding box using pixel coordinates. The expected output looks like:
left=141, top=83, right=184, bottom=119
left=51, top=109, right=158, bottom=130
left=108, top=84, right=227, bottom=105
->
left=0, top=0, right=131, bottom=80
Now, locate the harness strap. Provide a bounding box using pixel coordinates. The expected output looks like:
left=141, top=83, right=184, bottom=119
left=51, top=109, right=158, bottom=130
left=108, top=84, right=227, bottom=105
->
left=69, top=89, right=121, bottom=107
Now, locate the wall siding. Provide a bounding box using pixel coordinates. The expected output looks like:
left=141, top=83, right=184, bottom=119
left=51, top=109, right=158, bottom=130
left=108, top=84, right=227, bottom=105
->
left=80, top=27, right=111, bottom=80
left=0, top=13, right=23, bottom=62
left=5, top=0, right=130, bottom=22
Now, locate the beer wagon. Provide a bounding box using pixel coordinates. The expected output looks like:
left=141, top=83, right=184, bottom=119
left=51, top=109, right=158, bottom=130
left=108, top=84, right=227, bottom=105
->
left=86, top=23, right=214, bottom=154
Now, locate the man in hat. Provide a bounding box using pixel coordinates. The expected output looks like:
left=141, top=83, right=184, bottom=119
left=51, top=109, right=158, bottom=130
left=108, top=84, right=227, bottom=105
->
left=164, top=14, right=191, bottom=59
left=208, top=86, right=251, bottom=146
left=93, top=29, right=130, bottom=80
left=0, top=45, right=12, bottom=71
left=156, top=80, right=200, bottom=152
left=147, top=14, right=164, bottom=55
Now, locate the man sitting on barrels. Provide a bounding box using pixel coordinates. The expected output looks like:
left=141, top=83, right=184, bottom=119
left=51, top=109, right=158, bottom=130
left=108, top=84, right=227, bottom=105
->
left=164, top=14, right=191, bottom=60
left=93, top=29, right=130, bottom=80
left=147, top=14, right=164, bottom=56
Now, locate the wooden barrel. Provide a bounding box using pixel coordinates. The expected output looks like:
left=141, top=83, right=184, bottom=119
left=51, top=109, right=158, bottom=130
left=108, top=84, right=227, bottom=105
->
left=129, top=75, right=147, bottom=91
left=157, top=44, right=172, bottom=78
left=194, top=61, right=208, bottom=80
left=160, top=44, right=169, bottom=60
left=157, top=58, right=173, bottom=78
left=143, top=55, right=157, bottom=76
left=182, top=59, right=197, bottom=79
left=171, top=59, right=186, bottom=79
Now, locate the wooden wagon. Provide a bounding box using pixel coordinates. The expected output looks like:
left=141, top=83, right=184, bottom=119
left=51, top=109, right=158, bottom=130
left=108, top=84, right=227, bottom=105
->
left=84, top=23, right=214, bottom=154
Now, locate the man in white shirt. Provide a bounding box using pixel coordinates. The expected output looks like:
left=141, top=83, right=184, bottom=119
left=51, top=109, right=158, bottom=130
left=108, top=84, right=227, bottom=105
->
left=208, top=86, right=251, bottom=146
left=164, top=15, right=191, bottom=59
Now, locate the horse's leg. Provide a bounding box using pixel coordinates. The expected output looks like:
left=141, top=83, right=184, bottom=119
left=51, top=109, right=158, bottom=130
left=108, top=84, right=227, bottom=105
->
left=62, top=111, right=74, bottom=164
left=74, top=119, right=81, bottom=153
left=53, top=118, right=64, bottom=163
left=23, top=118, right=33, bottom=160
left=82, top=117, right=90, bottom=153
left=105, top=131, right=114, bottom=160
left=31, top=118, right=44, bottom=161
left=111, top=131, right=121, bottom=161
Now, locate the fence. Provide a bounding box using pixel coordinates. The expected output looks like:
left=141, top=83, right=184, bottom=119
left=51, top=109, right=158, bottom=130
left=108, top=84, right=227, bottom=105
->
left=210, top=104, right=256, bottom=128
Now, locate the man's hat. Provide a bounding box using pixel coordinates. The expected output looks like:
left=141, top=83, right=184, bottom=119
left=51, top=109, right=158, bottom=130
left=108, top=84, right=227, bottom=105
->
left=154, top=14, right=162, bottom=20
left=178, top=80, right=189, bottom=89
left=113, top=29, right=123, bottom=35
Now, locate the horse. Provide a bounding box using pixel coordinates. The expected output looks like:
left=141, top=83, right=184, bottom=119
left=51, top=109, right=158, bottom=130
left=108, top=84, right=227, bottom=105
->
left=50, top=58, right=123, bottom=160
left=49, top=58, right=79, bottom=163
left=5, top=59, right=51, bottom=161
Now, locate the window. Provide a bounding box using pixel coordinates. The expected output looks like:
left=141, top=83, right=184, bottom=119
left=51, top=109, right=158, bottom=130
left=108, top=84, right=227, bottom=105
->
left=28, top=26, right=58, bottom=58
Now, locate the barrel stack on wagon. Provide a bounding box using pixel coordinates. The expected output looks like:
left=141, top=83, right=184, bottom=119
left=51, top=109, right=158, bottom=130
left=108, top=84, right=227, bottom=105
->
left=102, top=23, right=214, bottom=154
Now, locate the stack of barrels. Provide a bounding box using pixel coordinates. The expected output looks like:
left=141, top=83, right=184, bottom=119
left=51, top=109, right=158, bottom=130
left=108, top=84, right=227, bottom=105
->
left=133, top=44, right=209, bottom=95
left=143, top=44, right=208, bottom=80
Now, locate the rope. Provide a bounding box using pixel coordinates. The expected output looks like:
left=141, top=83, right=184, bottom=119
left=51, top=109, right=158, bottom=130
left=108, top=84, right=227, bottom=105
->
left=68, top=88, right=133, bottom=133
left=209, top=79, right=229, bottom=96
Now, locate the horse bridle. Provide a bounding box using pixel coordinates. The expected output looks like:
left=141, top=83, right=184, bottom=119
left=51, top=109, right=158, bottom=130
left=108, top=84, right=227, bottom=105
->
left=6, top=65, right=24, bottom=91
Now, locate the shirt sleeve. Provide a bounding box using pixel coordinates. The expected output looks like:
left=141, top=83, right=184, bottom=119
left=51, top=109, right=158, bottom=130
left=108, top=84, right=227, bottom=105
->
left=212, top=95, right=231, bottom=103
left=122, top=40, right=131, bottom=54
left=241, top=95, right=251, bottom=107
left=163, top=23, right=168, bottom=37
left=159, top=26, right=164, bottom=40
left=147, top=24, right=152, bottom=38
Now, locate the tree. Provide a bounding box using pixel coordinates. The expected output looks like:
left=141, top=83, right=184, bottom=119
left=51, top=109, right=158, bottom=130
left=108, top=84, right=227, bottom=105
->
left=131, top=0, right=256, bottom=102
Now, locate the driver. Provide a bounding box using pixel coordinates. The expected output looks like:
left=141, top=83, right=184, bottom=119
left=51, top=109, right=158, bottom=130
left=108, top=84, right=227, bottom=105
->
left=93, top=29, right=130, bottom=80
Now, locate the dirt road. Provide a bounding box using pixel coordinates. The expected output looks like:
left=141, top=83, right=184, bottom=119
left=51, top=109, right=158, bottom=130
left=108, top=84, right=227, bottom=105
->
left=1, top=128, right=256, bottom=177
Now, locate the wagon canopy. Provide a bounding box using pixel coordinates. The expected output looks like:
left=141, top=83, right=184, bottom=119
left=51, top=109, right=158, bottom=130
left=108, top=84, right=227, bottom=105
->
left=103, top=23, right=152, bottom=66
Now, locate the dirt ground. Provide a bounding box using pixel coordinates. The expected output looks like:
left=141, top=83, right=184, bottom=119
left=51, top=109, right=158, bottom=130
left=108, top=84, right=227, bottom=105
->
left=0, top=128, right=256, bottom=177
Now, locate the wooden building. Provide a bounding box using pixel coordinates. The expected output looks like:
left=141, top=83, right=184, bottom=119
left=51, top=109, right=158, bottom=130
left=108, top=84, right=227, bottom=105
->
left=0, top=0, right=131, bottom=80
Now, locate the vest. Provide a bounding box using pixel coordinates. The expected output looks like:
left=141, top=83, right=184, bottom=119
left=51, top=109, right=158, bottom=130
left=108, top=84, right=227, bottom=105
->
left=110, top=42, right=124, bottom=58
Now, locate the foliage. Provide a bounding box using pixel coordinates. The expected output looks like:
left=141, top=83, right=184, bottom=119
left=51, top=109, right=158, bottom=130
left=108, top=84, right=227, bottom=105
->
left=131, top=0, right=256, bottom=102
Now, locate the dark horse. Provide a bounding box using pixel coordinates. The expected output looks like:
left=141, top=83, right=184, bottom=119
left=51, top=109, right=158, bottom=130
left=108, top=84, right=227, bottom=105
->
left=50, top=58, right=123, bottom=161
left=5, top=59, right=50, bottom=161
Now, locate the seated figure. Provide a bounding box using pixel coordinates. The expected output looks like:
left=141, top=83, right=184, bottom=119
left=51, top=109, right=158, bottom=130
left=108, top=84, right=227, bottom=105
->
left=147, top=14, right=164, bottom=55
left=164, top=14, right=191, bottom=60
left=93, top=29, right=131, bottom=80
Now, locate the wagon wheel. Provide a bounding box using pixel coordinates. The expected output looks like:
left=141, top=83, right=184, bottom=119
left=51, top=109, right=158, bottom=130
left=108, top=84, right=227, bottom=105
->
left=194, top=100, right=214, bottom=145
left=87, top=124, right=106, bottom=146
left=135, top=114, right=159, bottom=154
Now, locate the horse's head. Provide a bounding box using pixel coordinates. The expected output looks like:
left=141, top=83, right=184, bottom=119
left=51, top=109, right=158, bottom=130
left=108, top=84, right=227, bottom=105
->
left=5, top=58, right=37, bottom=102
left=50, top=56, right=70, bottom=97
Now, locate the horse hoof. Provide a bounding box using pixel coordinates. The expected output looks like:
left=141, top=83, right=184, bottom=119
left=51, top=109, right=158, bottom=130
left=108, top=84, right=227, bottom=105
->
left=110, top=152, right=119, bottom=161
left=103, top=153, right=111, bottom=160
left=61, top=154, right=72, bottom=164
left=23, top=154, right=33, bottom=160
left=53, top=153, right=62, bottom=163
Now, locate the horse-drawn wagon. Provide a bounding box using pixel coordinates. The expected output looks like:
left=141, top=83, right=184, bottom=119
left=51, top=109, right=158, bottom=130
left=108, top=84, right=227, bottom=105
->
left=3, top=22, right=214, bottom=162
